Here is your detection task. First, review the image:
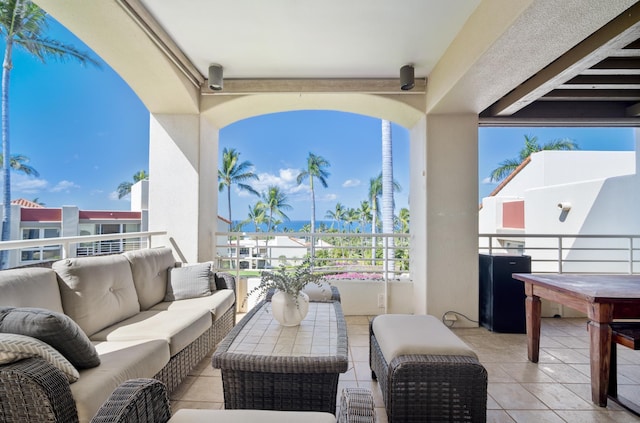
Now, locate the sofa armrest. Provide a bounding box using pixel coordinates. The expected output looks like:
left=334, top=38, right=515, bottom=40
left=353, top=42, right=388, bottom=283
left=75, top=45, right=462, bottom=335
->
left=90, top=378, right=171, bottom=423
left=215, top=272, right=236, bottom=295
left=0, top=357, right=78, bottom=423
left=338, top=387, right=376, bottom=423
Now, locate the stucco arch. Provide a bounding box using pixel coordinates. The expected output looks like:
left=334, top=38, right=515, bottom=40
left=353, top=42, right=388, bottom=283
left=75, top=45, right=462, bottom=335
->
left=200, top=93, right=426, bottom=130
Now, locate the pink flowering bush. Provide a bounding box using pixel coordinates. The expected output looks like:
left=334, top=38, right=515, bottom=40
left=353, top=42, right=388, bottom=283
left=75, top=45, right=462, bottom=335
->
left=325, top=272, right=383, bottom=280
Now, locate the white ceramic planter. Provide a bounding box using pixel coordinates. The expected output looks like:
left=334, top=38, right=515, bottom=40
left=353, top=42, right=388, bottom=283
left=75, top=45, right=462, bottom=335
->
left=270, top=291, right=309, bottom=326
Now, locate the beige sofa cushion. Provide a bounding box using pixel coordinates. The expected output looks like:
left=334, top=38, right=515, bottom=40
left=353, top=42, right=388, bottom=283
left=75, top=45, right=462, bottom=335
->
left=53, top=255, right=140, bottom=337
left=123, top=247, right=176, bottom=310
left=151, top=289, right=235, bottom=320
left=0, top=267, right=64, bottom=313
left=169, top=410, right=336, bottom=423
left=372, top=314, right=477, bottom=363
left=72, top=339, right=169, bottom=423
left=89, top=309, right=211, bottom=356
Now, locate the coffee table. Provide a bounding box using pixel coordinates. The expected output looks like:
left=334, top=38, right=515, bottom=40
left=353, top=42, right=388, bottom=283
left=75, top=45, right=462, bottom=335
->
left=211, top=299, right=349, bottom=414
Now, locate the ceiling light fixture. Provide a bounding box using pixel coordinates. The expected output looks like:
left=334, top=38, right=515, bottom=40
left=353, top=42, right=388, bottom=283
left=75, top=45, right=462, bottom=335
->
left=208, top=64, right=224, bottom=91
left=400, top=64, right=415, bottom=91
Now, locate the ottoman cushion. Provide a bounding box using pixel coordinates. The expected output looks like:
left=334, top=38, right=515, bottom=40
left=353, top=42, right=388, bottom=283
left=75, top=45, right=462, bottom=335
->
left=372, top=314, right=477, bottom=363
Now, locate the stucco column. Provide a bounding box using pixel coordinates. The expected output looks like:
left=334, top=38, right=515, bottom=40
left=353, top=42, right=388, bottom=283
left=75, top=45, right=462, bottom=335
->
left=415, top=113, right=478, bottom=325
left=148, top=114, right=219, bottom=263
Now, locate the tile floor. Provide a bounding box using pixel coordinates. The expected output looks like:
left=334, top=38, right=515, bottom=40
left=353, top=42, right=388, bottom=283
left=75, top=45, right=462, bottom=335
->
left=171, top=315, right=640, bottom=422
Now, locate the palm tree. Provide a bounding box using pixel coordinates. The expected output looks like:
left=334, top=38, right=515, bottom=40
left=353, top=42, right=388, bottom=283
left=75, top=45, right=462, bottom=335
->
left=117, top=170, right=148, bottom=199
left=490, top=134, right=578, bottom=182
left=218, top=147, right=259, bottom=230
left=242, top=201, right=267, bottom=232
left=0, top=153, right=38, bottom=176
left=381, top=119, right=395, bottom=275
left=1, top=0, right=100, bottom=268
left=369, top=172, right=402, bottom=264
left=397, top=207, right=410, bottom=233
left=261, top=185, right=292, bottom=235
left=344, top=207, right=358, bottom=233
left=296, top=152, right=330, bottom=234
left=357, top=200, right=372, bottom=233
left=325, top=202, right=345, bottom=232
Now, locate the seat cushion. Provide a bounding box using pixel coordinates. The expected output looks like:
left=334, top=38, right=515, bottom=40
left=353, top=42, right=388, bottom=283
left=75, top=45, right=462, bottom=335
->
left=0, top=267, right=64, bottom=313
left=53, top=254, right=140, bottom=337
left=123, top=247, right=176, bottom=310
left=89, top=309, right=211, bottom=356
left=169, top=409, right=336, bottom=423
left=0, top=306, right=100, bottom=368
left=372, top=314, right=477, bottom=363
left=71, top=339, right=169, bottom=423
left=151, top=289, right=235, bottom=320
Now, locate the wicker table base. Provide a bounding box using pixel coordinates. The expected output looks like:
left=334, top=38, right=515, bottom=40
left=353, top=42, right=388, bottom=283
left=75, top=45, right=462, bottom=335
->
left=212, top=300, right=348, bottom=414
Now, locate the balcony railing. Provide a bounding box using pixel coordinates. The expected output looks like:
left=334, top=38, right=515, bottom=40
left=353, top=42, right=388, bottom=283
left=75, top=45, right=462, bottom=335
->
left=479, top=233, right=640, bottom=274
left=215, top=231, right=410, bottom=282
left=0, top=231, right=167, bottom=267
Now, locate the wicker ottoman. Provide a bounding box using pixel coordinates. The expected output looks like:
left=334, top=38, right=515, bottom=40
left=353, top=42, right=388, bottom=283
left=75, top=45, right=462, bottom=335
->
left=370, top=314, right=487, bottom=422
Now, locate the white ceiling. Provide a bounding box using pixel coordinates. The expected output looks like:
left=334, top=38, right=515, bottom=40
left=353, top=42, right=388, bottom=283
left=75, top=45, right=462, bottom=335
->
left=139, top=0, right=481, bottom=79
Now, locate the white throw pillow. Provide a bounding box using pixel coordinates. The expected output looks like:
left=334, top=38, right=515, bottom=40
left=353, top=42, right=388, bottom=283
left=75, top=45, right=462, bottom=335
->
left=0, top=333, right=80, bottom=382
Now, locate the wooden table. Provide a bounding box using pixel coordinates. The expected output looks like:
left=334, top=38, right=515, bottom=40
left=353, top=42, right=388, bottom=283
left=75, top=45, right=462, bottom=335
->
left=512, top=273, right=640, bottom=407
left=212, top=299, right=349, bottom=413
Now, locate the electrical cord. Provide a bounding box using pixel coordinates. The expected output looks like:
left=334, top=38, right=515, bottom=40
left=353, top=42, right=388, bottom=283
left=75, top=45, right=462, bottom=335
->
left=441, top=310, right=479, bottom=328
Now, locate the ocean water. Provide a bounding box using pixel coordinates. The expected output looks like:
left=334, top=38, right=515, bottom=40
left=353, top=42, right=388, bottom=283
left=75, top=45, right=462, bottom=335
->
left=233, top=220, right=372, bottom=233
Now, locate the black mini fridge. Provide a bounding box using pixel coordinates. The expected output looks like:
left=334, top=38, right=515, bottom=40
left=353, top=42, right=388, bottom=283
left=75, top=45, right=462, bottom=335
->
left=479, top=254, right=531, bottom=333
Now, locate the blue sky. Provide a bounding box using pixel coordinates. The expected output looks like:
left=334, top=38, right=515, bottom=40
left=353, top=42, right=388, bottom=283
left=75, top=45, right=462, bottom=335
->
left=3, top=16, right=637, bottom=220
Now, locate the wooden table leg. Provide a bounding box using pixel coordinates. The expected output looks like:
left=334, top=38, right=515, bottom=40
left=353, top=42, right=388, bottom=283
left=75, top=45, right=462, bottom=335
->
left=588, top=320, right=612, bottom=407
left=525, top=292, right=541, bottom=363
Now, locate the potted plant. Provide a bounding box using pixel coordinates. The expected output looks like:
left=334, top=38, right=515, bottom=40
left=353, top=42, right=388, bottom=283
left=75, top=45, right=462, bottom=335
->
left=246, top=258, right=326, bottom=326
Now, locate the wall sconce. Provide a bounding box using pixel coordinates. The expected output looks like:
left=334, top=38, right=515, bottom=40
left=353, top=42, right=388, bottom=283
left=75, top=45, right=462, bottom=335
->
left=400, top=64, right=415, bottom=91
left=557, top=202, right=572, bottom=211
left=208, top=64, right=224, bottom=91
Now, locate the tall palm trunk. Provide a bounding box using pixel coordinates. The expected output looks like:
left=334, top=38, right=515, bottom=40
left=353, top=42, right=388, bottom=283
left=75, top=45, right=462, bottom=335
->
left=1, top=39, right=13, bottom=269
left=309, top=176, right=316, bottom=259
left=226, top=185, right=232, bottom=231
left=381, top=119, right=395, bottom=276
left=371, top=195, right=376, bottom=265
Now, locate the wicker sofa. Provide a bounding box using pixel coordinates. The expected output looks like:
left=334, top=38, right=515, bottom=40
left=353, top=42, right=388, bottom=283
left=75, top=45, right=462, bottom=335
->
left=90, top=378, right=376, bottom=423
left=0, top=247, right=236, bottom=423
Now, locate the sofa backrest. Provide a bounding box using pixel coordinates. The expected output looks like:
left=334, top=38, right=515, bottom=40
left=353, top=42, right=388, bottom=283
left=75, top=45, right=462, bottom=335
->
left=0, top=267, right=64, bottom=313
left=123, top=247, right=176, bottom=310
left=52, top=254, right=140, bottom=337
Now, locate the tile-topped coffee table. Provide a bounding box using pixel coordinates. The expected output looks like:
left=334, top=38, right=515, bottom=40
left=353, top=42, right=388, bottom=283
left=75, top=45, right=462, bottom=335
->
left=212, top=299, right=348, bottom=413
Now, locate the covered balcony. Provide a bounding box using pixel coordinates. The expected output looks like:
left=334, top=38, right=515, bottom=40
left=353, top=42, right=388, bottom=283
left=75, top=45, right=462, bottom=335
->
left=3, top=1, right=640, bottom=421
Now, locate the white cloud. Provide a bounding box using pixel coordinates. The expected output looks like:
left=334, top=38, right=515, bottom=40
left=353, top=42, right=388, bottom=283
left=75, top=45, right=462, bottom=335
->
left=12, top=175, right=48, bottom=194
left=108, top=191, right=120, bottom=200
left=50, top=180, right=80, bottom=193
left=342, top=179, right=361, bottom=188
left=248, top=168, right=306, bottom=197
left=481, top=177, right=495, bottom=185
left=321, top=193, right=337, bottom=201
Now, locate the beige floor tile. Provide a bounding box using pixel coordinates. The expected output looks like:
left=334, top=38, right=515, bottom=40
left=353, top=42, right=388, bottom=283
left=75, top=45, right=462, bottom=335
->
left=505, top=410, right=565, bottom=422
left=168, top=314, right=640, bottom=421
left=488, top=383, right=549, bottom=410
left=521, top=382, right=597, bottom=410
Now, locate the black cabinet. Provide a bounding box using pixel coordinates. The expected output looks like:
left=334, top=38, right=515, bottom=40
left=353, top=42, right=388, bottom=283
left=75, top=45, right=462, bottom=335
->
left=479, top=254, right=531, bottom=333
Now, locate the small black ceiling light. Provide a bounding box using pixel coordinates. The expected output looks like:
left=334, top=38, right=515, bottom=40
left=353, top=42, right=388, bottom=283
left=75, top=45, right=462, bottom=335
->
left=208, top=64, right=224, bottom=91
left=400, top=64, right=415, bottom=91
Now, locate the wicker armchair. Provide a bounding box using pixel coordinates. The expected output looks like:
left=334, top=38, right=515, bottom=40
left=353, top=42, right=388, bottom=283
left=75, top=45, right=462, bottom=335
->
left=90, top=378, right=376, bottom=423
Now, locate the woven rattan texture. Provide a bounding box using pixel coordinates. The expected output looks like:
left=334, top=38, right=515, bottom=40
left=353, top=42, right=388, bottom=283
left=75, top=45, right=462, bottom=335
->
left=369, top=321, right=488, bottom=423
left=90, top=378, right=171, bottom=423
left=213, top=300, right=348, bottom=413
left=0, top=357, right=79, bottom=423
